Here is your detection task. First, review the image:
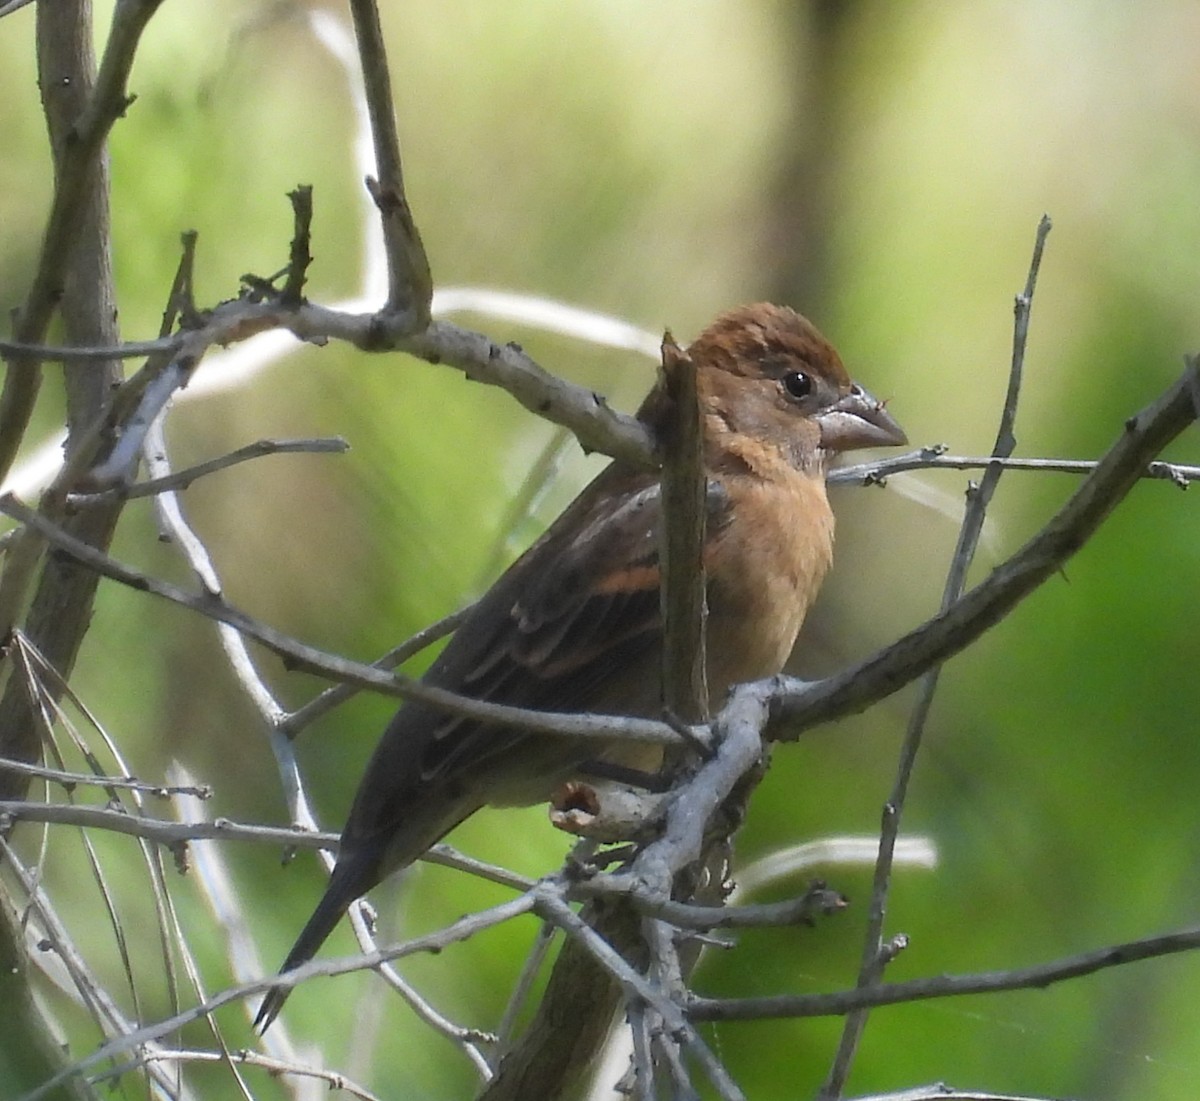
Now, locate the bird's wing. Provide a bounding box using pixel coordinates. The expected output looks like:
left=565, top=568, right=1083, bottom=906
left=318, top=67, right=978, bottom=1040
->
left=345, top=466, right=730, bottom=840
left=424, top=466, right=732, bottom=776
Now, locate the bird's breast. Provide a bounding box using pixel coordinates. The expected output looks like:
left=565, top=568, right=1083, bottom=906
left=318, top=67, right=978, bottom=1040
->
left=704, top=470, right=834, bottom=693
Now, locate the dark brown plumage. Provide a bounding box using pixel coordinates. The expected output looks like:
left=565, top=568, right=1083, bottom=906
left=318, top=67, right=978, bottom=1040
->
left=255, top=303, right=906, bottom=1029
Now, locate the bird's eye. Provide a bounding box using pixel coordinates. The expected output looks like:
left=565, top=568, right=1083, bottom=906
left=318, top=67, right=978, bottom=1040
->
left=782, top=370, right=813, bottom=400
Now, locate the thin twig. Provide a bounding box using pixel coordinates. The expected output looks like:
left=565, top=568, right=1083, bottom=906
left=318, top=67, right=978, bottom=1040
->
left=535, top=889, right=747, bottom=1101
left=169, top=760, right=308, bottom=1086
left=0, top=837, right=185, bottom=1101
left=0, top=491, right=691, bottom=748
left=0, top=752, right=210, bottom=797
left=0, top=800, right=535, bottom=891
left=67, top=437, right=349, bottom=504
left=128, top=279, right=385, bottom=1086
left=688, top=922, right=1200, bottom=1021
left=819, top=214, right=1052, bottom=1100
left=81, top=234, right=199, bottom=489
left=346, top=0, right=431, bottom=321
left=830, top=449, right=1200, bottom=487
left=494, top=920, right=558, bottom=1060
left=85, top=351, right=199, bottom=488
left=343, top=899, right=497, bottom=1077
left=0, top=284, right=659, bottom=491
left=118, top=1047, right=382, bottom=1101
left=628, top=1002, right=654, bottom=1101
left=0, top=336, right=181, bottom=361
left=769, top=354, right=1199, bottom=736
left=19, top=892, right=540, bottom=1101
left=280, top=601, right=473, bottom=737
left=574, top=878, right=847, bottom=931
left=848, top=1088, right=1064, bottom=1101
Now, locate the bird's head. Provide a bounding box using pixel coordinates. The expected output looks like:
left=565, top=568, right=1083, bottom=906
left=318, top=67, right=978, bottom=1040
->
left=681, top=303, right=907, bottom=474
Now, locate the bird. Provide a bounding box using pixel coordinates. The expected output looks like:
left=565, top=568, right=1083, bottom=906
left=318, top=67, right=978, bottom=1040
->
left=255, top=302, right=906, bottom=1029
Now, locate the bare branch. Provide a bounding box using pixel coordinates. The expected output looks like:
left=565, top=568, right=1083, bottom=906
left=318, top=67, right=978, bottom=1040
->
left=770, top=356, right=1200, bottom=737
left=131, top=1048, right=381, bottom=1101
left=281, top=184, right=315, bottom=305
left=72, top=292, right=656, bottom=468
left=482, top=680, right=772, bottom=1099
left=532, top=889, right=747, bottom=1101
left=0, top=836, right=185, bottom=1100
left=576, top=877, right=847, bottom=931
left=186, top=293, right=657, bottom=464
left=0, top=799, right=334, bottom=850
left=0, top=753, right=210, bottom=798
left=688, top=923, right=1200, bottom=1021
left=346, top=0, right=432, bottom=321
left=623, top=690, right=767, bottom=899
left=67, top=437, right=349, bottom=505
left=0, top=799, right=533, bottom=893
left=19, top=892, right=540, bottom=1101
left=849, top=1089, right=1061, bottom=1101
left=659, top=331, right=710, bottom=722
left=400, top=317, right=654, bottom=465
left=494, top=920, right=558, bottom=1060
left=88, top=355, right=200, bottom=488
left=821, top=215, right=1053, bottom=1100
left=0, top=493, right=690, bottom=748
left=0, top=0, right=147, bottom=804
left=280, top=601, right=473, bottom=737
left=830, top=448, right=1200, bottom=487
left=0, top=0, right=161, bottom=484
left=0, top=336, right=180, bottom=362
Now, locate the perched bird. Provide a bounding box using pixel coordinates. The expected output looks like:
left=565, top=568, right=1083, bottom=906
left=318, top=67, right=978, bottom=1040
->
left=255, top=303, right=906, bottom=1029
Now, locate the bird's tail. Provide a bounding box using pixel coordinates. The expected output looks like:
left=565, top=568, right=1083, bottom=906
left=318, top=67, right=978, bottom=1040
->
left=254, top=859, right=372, bottom=1032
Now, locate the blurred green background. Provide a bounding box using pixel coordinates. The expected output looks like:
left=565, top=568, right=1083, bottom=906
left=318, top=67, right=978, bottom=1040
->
left=2, top=1, right=1199, bottom=1098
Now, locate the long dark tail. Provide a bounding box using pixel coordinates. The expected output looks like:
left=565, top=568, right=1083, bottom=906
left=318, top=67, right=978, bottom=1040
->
left=254, top=857, right=374, bottom=1032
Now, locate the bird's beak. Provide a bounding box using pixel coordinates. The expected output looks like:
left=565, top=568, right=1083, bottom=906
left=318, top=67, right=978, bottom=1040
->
left=816, top=384, right=907, bottom=451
